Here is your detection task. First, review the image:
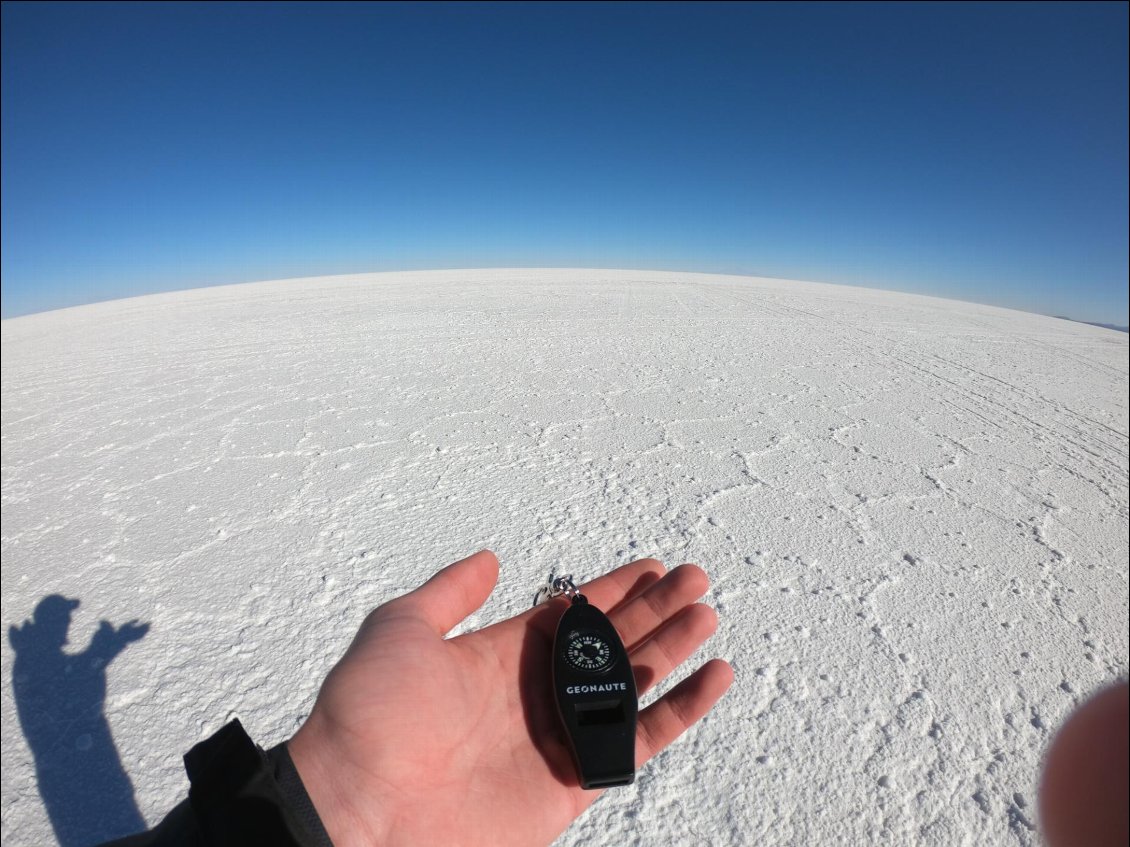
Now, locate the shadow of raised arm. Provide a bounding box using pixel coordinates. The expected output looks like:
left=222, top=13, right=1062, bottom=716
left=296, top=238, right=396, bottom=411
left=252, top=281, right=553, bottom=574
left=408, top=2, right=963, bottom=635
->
left=87, top=620, right=151, bottom=666
left=9, top=595, right=149, bottom=847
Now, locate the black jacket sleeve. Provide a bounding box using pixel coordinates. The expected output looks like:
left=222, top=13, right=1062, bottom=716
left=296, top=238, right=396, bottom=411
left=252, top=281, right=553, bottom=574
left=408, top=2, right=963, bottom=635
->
left=99, top=720, right=334, bottom=847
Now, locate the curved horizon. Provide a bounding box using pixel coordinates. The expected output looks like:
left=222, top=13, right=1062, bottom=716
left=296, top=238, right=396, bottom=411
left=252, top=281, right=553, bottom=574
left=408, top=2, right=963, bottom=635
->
left=3, top=266, right=1127, bottom=333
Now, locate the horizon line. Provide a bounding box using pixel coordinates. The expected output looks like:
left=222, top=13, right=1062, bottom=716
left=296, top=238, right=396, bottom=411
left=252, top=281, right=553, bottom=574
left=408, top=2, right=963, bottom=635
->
left=2, top=265, right=1127, bottom=333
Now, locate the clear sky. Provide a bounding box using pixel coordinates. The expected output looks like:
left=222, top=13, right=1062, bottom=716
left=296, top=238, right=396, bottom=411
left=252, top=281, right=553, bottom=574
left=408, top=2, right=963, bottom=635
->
left=2, top=1, right=1127, bottom=324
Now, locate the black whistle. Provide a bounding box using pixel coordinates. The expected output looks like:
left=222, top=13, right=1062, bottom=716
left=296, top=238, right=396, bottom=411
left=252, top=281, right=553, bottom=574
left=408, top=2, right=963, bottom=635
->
left=552, top=595, right=638, bottom=789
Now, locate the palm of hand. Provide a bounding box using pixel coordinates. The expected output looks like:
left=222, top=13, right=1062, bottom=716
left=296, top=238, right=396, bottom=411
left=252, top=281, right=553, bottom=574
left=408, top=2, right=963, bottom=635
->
left=290, top=552, right=732, bottom=847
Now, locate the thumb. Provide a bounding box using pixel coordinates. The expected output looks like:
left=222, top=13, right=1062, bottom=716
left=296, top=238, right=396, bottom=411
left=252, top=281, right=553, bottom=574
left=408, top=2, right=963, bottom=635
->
left=398, top=549, right=500, bottom=636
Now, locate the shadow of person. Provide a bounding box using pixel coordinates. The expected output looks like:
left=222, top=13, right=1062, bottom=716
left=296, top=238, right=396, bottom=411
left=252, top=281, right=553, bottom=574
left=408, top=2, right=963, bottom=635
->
left=9, top=595, right=150, bottom=847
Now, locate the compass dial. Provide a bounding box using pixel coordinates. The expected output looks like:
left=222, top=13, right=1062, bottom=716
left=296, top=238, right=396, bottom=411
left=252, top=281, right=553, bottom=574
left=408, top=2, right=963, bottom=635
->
left=564, top=631, right=614, bottom=672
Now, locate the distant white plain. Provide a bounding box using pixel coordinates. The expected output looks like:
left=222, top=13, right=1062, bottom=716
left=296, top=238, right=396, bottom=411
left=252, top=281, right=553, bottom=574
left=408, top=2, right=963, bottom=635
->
left=2, top=269, right=1127, bottom=846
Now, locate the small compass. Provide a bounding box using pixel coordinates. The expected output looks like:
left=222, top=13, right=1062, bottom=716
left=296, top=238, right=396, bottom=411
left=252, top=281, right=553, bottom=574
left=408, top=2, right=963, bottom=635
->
left=564, top=631, right=614, bottom=672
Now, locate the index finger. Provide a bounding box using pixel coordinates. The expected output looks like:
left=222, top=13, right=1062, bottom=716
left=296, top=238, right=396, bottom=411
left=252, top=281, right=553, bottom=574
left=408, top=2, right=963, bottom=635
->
left=517, top=557, right=667, bottom=639
left=579, top=557, right=668, bottom=613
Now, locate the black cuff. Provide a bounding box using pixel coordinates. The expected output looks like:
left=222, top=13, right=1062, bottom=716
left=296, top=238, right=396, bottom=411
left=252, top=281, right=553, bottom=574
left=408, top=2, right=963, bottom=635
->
left=266, top=742, right=334, bottom=847
left=184, top=720, right=333, bottom=847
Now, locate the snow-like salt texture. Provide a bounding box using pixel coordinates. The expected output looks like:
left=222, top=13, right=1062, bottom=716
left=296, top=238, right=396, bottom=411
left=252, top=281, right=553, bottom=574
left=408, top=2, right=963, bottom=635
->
left=2, top=269, right=1127, bottom=846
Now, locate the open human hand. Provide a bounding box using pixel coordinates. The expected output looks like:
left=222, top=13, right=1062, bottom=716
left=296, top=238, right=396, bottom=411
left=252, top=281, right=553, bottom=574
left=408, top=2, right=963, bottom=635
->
left=288, top=550, right=733, bottom=847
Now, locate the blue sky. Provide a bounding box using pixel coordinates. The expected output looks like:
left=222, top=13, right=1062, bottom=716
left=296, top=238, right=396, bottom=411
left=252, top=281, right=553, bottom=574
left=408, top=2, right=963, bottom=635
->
left=2, top=2, right=1127, bottom=323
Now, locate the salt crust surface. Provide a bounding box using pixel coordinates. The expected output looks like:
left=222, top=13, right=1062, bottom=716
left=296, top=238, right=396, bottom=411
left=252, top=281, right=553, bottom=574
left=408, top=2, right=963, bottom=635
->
left=2, top=269, right=1127, bottom=845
